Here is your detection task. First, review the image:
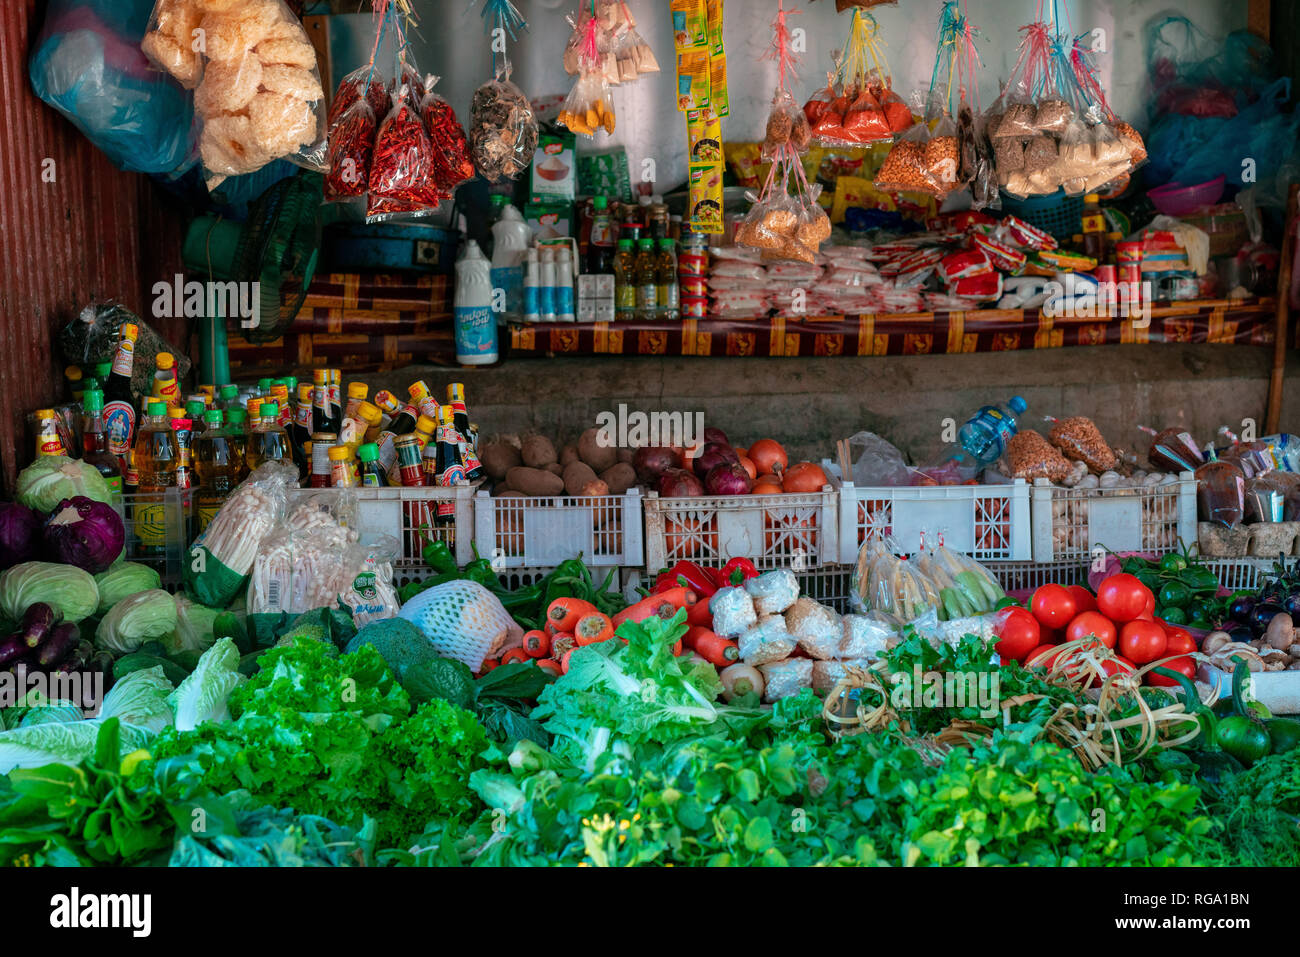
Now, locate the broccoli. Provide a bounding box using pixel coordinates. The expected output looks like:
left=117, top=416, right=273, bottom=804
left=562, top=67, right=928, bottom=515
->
left=344, top=617, right=439, bottom=680
left=274, top=623, right=338, bottom=655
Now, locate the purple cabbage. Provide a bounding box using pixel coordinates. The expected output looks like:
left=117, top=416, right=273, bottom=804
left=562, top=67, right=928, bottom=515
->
left=0, top=502, right=43, bottom=570
left=42, top=496, right=125, bottom=573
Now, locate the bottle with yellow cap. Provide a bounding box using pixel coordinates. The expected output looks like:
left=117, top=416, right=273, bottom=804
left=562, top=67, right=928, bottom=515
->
left=344, top=381, right=369, bottom=422
left=167, top=405, right=194, bottom=490
left=413, top=414, right=437, bottom=452
left=269, top=381, right=291, bottom=428
left=408, top=380, right=440, bottom=421
left=34, top=409, right=67, bottom=458
left=328, top=444, right=359, bottom=488
left=103, top=323, right=139, bottom=470
left=134, top=400, right=179, bottom=554
left=152, top=352, right=180, bottom=406
left=65, top=366, right=85, bottom=404
left=357, top=401, right=383, bottom=446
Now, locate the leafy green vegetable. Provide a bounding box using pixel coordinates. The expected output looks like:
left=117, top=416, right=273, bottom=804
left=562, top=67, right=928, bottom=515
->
left=15, top=455, right=111, bottom=514
left=345, top=617, right=442, bottom=681
left=93, top=561, right=162, bottom=615
left=94, top=589, right=179, bottom=655
left=168, top=637, right=244, bottom=732
left=0, top=561, right=99, bottom=623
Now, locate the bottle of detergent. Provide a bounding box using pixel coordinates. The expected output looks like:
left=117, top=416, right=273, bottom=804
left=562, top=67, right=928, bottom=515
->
left=490, top=204, right=531, bottom=323
left=454, top=240, right=498, bottom=366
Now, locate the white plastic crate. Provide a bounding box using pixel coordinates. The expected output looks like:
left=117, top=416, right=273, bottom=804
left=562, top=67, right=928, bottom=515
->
left=1202, top=557, right=1276, bottom=593
left=474, top=489, right=644, bottom=570
left=1030, top=472, right=1198, bottom=563
left=287, top=484, right=479, bottom=568
left=983, top=561, right=1089, bottom=597
left=796, top=564, right=854, bottom=613
left=643, top=487, right=838, bottom=572
left=834, top=477, right=1031, bottom=564
left=114, top=488, right=193, bottom=587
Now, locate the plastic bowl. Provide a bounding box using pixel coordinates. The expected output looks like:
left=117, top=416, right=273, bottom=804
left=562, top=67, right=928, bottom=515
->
left=1147, top=175, right=1226, bottom=217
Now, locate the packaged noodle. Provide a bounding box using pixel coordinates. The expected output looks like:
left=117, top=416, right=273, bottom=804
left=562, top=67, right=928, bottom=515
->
left=144, top=0, right=326, bottom=189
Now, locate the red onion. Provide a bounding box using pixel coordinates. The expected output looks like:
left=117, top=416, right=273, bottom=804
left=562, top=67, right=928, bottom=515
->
left=704, top=427, right=729, bottom=447
left=658, top=468, right=704, bottom=498
left=693, top=442, right=738, bottom=479
left=634, top=447, right=679, bottom=485
left=705, top=462, right=754, bottom=496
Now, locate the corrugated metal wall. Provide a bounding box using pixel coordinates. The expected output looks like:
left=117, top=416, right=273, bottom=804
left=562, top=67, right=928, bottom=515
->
left=0, top=0, right=183, bottom=494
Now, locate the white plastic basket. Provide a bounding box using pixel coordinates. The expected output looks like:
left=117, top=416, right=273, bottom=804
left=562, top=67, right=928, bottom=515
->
left=983, top=561, right=1089, bottom=597
left=1197, top=663, right=1300, bottom=715
left=834, top=477, right=1031, bottom=564
left=115, top=488, right=193, bottom=588
left=643, top=487, right=838, bottom=572
left=474, top=489, right=644, bottom=570
left=796, top=564, right=855, bottom=613
left=287, top=484, right=479, bottom=568
left=1200, top=558, right=1277, bottom=593
left=1030, top=472, right=1198, bottom=563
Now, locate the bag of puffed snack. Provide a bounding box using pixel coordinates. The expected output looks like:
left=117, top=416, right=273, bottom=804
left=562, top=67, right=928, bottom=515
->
left=744, top=568, right=800, bottom=616
left=709, top=586, right=758, bottom=638
left=784, top=597, right=842, bottom=660
left=760, top=658, right=813, bottom=703
left=738, top=615, right=796, bottom=666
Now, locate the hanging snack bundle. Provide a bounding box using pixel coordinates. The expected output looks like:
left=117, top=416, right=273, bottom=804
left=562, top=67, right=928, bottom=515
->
left=802, top=10, right=911, bottom=147
left=565, top=0, right=660, bottom=84
left=559, top=16, right=616, bottom=137
left=421, top=78, right=476, bottom=190
left=470, top=66, right=539, bottom=183
left=367, top=80, right=444, bottom=222
left=143, top=0, right=327, bottom=188
left=875, top=92, right=961, bottom=198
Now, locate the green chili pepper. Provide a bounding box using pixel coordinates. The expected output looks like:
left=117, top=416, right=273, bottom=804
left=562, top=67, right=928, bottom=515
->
left=1159, top=553, right=1189, bottom=573
left=421, top=540, right=458, bottom=575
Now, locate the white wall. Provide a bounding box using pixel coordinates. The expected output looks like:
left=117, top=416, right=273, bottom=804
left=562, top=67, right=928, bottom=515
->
left=329, top=0, right=1248, bottom=191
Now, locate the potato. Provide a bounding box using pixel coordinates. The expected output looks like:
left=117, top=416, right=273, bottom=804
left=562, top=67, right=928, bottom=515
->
left=480, top=439, right=522, bottom=481
left=507, top=466, right=564, bottom=496
left=545, top=463, right=564, bottom=476
left=563, top=461, right=599, bottom=496
left=521, top=432, right=558, bottom=468
left=560, top=444, right=581, bottom=467
left=578, top=427, right=619, bottom=473
left=600, top=463, right=636, bottom=495
left=582, top=479, right=610, bottom=496
left=617, top=447, right=636, bottom=465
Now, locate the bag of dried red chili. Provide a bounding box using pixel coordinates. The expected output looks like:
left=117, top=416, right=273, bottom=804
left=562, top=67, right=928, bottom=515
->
left=325, top=97, right=377, bottom=202
left=419, top=79, right=475, bottom=192
left=366, top=86, right=446, bottom=222
left=328, top=66, right=388, bottom=129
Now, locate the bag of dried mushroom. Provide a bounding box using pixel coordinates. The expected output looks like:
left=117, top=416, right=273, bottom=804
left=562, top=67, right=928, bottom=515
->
left=470, top=64, right=538, bottom=183
left=143, top=0, right=326, bottom=189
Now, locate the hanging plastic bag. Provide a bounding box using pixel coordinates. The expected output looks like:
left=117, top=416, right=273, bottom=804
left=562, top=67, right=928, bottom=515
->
left=325, top=89, right=378, bottom=202
left=762, top=89, right=811, bottom=161
left=470, top=64, right=538, bottom=183
left=559, top=18, right=615, bottom=137
left=143, top=0, right=327, bottom=189
left=367, top=82, right=445, bottom=222
left=804, top=10, right=909, bottom=146
left=421, top=77, right=476, bottom=193
left=31, top=0, right=196, bottom=176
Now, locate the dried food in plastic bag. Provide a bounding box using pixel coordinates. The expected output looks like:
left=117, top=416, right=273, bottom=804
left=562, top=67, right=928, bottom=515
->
left=744, top=569, right=800, bottom=617
left=841, top=84, right=891, bottom=141
left=841, top=612, right=894, bottom=659
left=710, top=586, right=758, bottom=638
left=760, top=658, right=813, bottom=702
left=738, top=615, right=796, bottom=665
left=1091, top=122, right=1130, bottom=166
left=810, top=82, right=854, bottom=143
left=992, top=94, right=1037, bottom=139
left=559, top=71, right=615, bottom=137
left=325, top=95, right=376, bottom=201
left=784, top=597, right=842, bottom=660
left=328, top=66, right=389, bottom=126
left=1004, top=430, right=1072, bottom=483
left=141, top=0, right=204, bottom=89
left=812, top=658, right=873, bottom=693
left=763, top=90, right=809, bottom=160
left=421, top=77, right=475, bottom=190
left=875, top=136, right=929, bottom=193
left=470, top=70, right=538, bottom=183
left=367, top=87, right=445, bottom=222
left=994, top=137, right=1025, bottom=172
left=879, top=83, right=914, bottom=132
left=1033, top=97, right=1074, bottom=134
left=1114, top=121, right=1147, bottom=165
left=1049, top=416, right=1118, bottom=473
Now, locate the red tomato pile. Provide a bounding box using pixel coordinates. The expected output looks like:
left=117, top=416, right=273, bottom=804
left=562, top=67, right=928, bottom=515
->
left=994, top=573, right=1197, bottom=686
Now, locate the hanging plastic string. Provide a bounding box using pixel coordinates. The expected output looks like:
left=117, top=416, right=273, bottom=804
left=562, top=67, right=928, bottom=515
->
left=930, top=1, right=983, bottom=116
left=478, top=0, right=529, bottom=73
left=761, top=0, right=802, bottom=95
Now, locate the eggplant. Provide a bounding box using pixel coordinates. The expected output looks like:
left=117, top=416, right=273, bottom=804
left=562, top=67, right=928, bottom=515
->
left=0, top=635, right=27, bottom=667
left=1228, top=595, right=1257, bottom=624
left=19, top=602, right=57, bottom=648
left=1283, top=593, right=1300, bottom=620
left=36, top=622, right=79, bottom=668
left=1249, top=601, right=1286, bottom=635
left=1226, top=623, right=1255, bottom=643
left=55, top=639, right=94, bottom=674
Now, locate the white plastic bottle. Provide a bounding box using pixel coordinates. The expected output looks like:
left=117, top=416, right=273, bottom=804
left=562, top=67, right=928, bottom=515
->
left=538, top=247, right=556, bottom=322
left=522, top=248, right=541, bottom=323
left=490, top=204, right=531, bottom=322
left=555, top=247, right=576, bottom=322
left=454, top=240, right=498, bottom=365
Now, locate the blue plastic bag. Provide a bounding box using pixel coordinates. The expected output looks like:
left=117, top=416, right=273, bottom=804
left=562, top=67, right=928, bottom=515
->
left=29, top=0, right=195, bottom=176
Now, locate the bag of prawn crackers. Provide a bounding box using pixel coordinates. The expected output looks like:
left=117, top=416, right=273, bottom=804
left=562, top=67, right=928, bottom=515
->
left=143, top=0, right=327, bottom=189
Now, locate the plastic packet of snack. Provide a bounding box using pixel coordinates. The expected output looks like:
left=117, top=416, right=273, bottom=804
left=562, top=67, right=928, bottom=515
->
left=421, top=76, right=475, bottom=193
left=784, top=597, right=842, bottom=660
left=470, top=65, right=539, bottom=183
left=1048, top=416, right=1118, bottom=474
left=745, top=568, right=800, bottom=617
left=738, top=614, right=796, bottom=665
left=366, top=85, right=445, bottom=223
left=841, top=612, right=895, bottom=659
left=1003, top=430, right=1072, bottom=483
left=710, top=586, right=759, bottom=638
left=760, top=658, right=813, bottom=702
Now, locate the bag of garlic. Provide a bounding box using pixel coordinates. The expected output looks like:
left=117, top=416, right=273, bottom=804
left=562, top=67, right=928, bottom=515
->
left=142, top=0, right=327, bottom=189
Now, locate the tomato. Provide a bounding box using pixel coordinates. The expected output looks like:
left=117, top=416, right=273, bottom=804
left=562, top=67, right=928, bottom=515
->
left=1067, top=585, right=1098, bottom=614
left=1024, top=644, right=1063, bottom=670
left=1162, top=626, right=1197, bottom=656
left=1100, top=655, right=1138, bottom=680
left=1041, top=628, right=1066, bottom=645
left=995, top=607, right=1041, bottom=663
left=1030, top=584, right=1078, bottom=630
left=1096, top=573, right=1152, bottom=623
left=1146, top=655, right=1196, bottom=687
left=1119, top=620, right=1168, bottom=664
left=1143, top=591, right=1156, bottom=616
left=1064, top=611, right=1118, bottom=649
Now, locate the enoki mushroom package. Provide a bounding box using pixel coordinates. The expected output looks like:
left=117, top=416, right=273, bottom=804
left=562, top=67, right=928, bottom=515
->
left=143, top=0, right=327, bottom=189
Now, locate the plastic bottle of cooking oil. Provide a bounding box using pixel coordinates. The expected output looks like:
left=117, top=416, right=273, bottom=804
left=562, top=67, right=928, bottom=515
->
left=634, top=238, right=658, bottom=321
left=193, top=409, right=241, bottom=532
left=133, top=400, right=179, bottom=554
left=244, top=401, right=294, bottom=472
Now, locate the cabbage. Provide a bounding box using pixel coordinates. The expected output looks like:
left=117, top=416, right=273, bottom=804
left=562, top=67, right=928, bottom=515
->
left=0, top=561, right=98, bottom=623
left=167, top=596, right=223, bottom=658
left=94, top=589, right=178, bottom=655
left=98, top=665, right=175, bottom=733
left=15, top=455, right=111, bottom=514
left=42, top=496, right=125, bottom=573
left=93, top=562, right=162, bottom=614
left=168, top=637, right=244, bottom=732
left=0, top=502, right=42, bottom=570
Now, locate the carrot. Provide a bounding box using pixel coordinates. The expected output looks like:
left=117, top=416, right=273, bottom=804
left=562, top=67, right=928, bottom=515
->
left=687, top=599, right=713, bottom=629
left=551, top=633, right=577, bottom=661
left=683, top=625, right=713, bottom=651
left=574, top=613, right=615, bottom=646
left=479, top=658, right=500, bottom=675
left=522, top=630, right=551, bottom=658
left=692, top=630, right=740, bottom=668
left=545, top=619, right=560, bottom=638
left=560, top=649, right=576, bottom=674
left=547, top=597, right=599, bottom=633
left=501, top=648, right=530, bottom=665
left=536, top=658, right=562, bottom=677
left=612, top=587, right=698, bottom=627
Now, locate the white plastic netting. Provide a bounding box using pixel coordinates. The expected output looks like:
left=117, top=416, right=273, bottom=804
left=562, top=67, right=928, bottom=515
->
left=398, top=580, right=521, bottom=671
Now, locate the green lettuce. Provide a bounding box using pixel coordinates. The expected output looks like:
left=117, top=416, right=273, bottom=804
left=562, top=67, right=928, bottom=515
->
left=167, top=637, right=244, bottom=732
left=0, top=561, right=99, bottom=623
left=95, top=589, right=179, bottom=655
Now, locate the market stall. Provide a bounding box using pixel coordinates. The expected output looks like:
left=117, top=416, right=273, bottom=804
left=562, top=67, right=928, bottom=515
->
left=3, top=0, right=1300, bottom=876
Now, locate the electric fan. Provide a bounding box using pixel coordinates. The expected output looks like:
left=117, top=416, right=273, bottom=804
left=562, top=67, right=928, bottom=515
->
left=181, top=169, right=324, bottom=383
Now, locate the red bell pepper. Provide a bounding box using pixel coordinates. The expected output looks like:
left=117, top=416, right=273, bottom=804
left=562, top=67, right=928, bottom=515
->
left=654, top=561, right=719, bottom=597
left=720, top=557, right=760, bottom=587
